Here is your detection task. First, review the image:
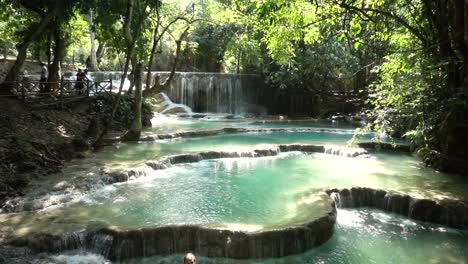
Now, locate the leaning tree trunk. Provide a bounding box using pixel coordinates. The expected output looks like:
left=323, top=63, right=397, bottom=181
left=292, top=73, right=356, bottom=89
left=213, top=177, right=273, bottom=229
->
left=122, top=63, right=143, bottom=141
left=87, top=9, right=99, bottom=71
left=0, top=9, right=56, bottom=95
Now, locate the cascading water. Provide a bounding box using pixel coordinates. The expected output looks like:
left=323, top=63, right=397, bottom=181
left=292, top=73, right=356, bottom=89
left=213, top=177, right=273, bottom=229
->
left=90, top=71, right=266, bottom=114
left=157, top=72, right=262, bottom=114
left=89, top=71, right=131, bottom=91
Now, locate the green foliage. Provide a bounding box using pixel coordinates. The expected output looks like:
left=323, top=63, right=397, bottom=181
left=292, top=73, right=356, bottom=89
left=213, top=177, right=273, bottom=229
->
left=1, top=0, right=465, bottom=171
left=93, top=94, right=153, bottom=128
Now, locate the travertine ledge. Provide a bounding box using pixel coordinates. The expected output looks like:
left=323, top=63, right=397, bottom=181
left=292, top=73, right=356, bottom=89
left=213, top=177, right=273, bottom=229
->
left=20, top=196, right=337, bottom=261
left=327, top=187, right=468, bottom=229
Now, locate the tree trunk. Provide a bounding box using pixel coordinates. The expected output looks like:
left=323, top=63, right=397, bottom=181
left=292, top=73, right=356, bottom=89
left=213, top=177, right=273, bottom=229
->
left=122, top=63, right=143, bottom=141
left=94, top=0, right=146, bottom=147
left=143, top=40, right=182, bottom=97
left=143, top=26, right=190, bottom=98
left=451, top=0, right=467, bottom=90
left=236, top=49, right=241, bottom=74
left=47, top=22, right=66, bottom=93
left=3, top=48, right=7, bottom=61
left=146, top=15, right=161, bottom=90
left=88, top=9, right=99, bottom=71
left=96, top=41, right=106, bottom=66
left=46, top=29, right=52, bottom=65
left=0, top=9, right=56, bottom=95
left=127, top=56, right=137, bottom=95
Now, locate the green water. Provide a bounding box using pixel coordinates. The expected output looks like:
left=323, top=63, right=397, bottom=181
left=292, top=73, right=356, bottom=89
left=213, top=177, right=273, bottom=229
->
left=52, top=151, right=467, bottom=231
left=91, top=131, right=374, bottom=169
left=145, top=116, right=357, bottom=135
left=7, top=117, right=468, bottom=263
left=117, top=209, right=468, bottom=264
left=49, top=208, right=468, bottom=264
left=84, top=116, right=380, bottom=169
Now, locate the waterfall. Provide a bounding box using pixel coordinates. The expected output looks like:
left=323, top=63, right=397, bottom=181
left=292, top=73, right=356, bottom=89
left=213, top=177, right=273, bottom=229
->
left=330, top=192, right=342, bottom=207
left=88, top=71, right=266, bottom=114
left=88, top=71, right=130, bottom=91
left=152, top=72, right=264, bottom=114
left=324, top=145, right=369, bottom=158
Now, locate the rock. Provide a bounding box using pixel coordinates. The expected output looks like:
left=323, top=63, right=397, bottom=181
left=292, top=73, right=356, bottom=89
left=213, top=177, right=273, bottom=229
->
left=192, top=114, right=207, bottom=119
left=150, top=93, right=171, bottom=112
left=357, top=142, right=411, bottom=153
left=222, top=127, right=248, bottom=133
left=72, top=137, right=89, bottom=152
left=168, top=154, right=202, bottom=164
left=254, top=149, right=279, bottom=157
left=330, top=115, right=347, bottom=122
left=146, top=160, right=171, bottom=170
left=86, top=116, right=101, bottom=137
left=107, top=172, right=129, bottom=183
left=279, top=144, right=325, bottom=153
left=198, top=151, right=231, bottom=160
left=161, top=105, right=192, bottom=115
left=52, top=181, right=72, bottom=191
left=150, top=92, right=193, bottom=114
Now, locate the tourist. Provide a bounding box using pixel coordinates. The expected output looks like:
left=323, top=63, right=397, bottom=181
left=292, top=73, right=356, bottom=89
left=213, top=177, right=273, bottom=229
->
left=39, top=62, right=48, bottom=93
left=83, top=69, right=92, bottom=95
left=183, top=253, right=196, bottom=264
left=75, top=68, right=84, bottom=95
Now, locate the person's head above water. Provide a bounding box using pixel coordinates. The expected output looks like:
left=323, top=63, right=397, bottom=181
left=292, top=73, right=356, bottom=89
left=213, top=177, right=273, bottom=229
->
left=183, top=253, right=196, bottom=264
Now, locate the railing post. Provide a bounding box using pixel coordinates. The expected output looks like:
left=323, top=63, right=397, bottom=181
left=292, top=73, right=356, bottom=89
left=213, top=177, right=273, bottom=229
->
left=110, top=77, right=113, bottom=94
left=60, top=76, right=64, bottom=108
left=20, top=81, right=25, bottom=102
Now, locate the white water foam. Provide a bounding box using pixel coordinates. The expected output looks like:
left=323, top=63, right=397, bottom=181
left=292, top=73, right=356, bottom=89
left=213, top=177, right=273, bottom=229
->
left=51, top=251, right=111, bottom=264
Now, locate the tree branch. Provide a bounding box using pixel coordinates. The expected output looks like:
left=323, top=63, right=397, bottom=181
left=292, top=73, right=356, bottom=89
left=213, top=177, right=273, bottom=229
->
left=338, top=1, right=427, bottom=45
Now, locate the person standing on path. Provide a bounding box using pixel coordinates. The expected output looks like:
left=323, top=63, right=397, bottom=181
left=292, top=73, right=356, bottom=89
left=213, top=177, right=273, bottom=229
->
left=39, top=62, right=48, bottom=93
left=75, top=68, right=85, bottom=95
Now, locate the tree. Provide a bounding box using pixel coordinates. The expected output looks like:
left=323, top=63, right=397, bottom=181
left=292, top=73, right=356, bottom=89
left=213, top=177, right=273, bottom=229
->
left=0, top=0, right=58, bottom=95
left=86, top=8, right=99, bottom=71
left=335, top=0, right=467, bottom=171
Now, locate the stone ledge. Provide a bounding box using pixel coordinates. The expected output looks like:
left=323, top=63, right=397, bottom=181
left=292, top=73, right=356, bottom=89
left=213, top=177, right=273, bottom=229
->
left=107, top=145, right=368, bottom=184
left=326, top=187, right=468, bottom=229
left=357, top=142, right=411, bottom=153
left=18, top=197, right=336, bottom=261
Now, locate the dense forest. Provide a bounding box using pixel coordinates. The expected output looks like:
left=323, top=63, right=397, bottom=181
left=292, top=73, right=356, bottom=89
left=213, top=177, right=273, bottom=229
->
left=0, top=0, right=466, bottom=173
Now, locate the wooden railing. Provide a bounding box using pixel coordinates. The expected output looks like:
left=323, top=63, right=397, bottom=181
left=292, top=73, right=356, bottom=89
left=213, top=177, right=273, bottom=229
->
left=0, top=78, right=114, bottom=105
